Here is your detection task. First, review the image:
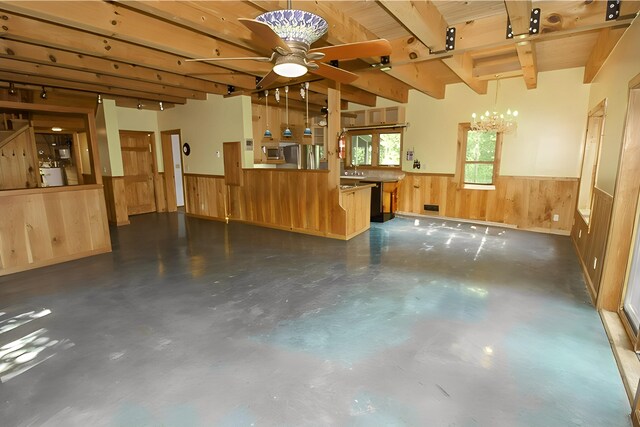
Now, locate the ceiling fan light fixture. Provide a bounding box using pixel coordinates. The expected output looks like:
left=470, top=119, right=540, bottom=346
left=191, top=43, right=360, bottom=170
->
left=273, top=55, right=307, bottom=78
left=256, top=10, right=328, bottom=47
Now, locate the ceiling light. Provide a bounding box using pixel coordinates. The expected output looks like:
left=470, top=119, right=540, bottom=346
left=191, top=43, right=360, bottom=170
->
left=137, top=101, right=142, bottom=110
left=263, top=90, right=272, bottom=138
left=303, top=82, right=312, bottom=137
left=40, top=86, right=47, bottom=99
left=8, top=82, right=16, bottom=95
left=51, top=127, right=62, bottom=132
left=159, top=101, right=164, bottom=111
left=256, top=10, right=328, bottom=47
left=283, top=85, right=292, bottom=137
left=471, top=77, right=518, bottom=134
left=97, top=93, right=102, bottom=104
left=273, top=55, right=307, bottom=78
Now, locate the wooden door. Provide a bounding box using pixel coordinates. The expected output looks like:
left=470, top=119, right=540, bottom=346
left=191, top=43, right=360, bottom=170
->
left=119, top=130, right=156, bottom=215
left=161, top=131, right=177, bottom=212
left=223, top=141, right=242, bottom=186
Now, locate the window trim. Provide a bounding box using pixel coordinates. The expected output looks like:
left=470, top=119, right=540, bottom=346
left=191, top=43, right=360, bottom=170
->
left=345, top=128, right=403, bottom=168
left=457, top=123, right=503, bottom=188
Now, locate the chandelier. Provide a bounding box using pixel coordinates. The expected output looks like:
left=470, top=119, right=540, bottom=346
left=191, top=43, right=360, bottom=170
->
left=471, top=78, right=518, bottom=133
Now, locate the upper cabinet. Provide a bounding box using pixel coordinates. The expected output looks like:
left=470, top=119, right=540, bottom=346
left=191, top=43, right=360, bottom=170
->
left=342, top=106, right=405, bottom=128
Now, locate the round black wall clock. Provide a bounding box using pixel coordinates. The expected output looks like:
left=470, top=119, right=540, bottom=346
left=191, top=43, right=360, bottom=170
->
left=182, top=143, right=191, bottom=156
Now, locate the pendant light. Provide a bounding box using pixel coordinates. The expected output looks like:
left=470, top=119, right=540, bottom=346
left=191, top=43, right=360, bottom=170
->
left=303, top=82, right=312, bottom=136
left=283, top=85, right=292, bottom=137
left=263, top=90, right=272, bottom=138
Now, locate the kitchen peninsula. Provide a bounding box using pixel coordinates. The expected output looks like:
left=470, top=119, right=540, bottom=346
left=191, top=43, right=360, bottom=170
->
left=185, top=87, right=374, bottom=240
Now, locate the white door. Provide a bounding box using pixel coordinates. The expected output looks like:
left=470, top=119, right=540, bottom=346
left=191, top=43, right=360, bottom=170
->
left=171, top=134, right=184, bottom=207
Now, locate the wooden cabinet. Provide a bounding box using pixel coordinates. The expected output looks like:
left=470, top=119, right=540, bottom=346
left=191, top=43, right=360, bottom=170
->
left=343, top=106, right=405, bottom=128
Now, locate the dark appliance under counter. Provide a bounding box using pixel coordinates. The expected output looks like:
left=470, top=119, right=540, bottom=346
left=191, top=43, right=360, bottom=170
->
left=360, top=179, right=399, bottom=222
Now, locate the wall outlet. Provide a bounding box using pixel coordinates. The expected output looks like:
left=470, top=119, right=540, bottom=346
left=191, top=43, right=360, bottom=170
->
left=553, top=214, right=559, bottom=222
left=593, top=257, right=598, bottom=270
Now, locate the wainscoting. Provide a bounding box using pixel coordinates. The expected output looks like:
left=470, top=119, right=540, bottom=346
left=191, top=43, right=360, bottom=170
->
left=0, top=184, right=111, bottom=276
left=572, top=187, right=614, bottom=301
left=102, top=176, right=129, bottom=226
left=184, top=170, right=355, bottom=239
left=398, top=173, right=579, bottom=234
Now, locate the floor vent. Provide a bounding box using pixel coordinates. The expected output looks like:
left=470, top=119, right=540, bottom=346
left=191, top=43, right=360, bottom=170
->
left=424, top=204, right=439, bottom=212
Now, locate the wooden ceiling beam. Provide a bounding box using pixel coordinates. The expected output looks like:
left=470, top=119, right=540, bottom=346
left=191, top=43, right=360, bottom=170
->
left=504, top=1, right=532, bottom=36
left=0, top=58, right=208, bottom=100
left=0, top=39, right=223, bottom=95
left=380, top=0, right=483, bottom=94
left=378, top=0, right=447, bottom=52
left=0, top=71, right=187, bottom=104
left=443, top=53, right=488, bottom=94
left=583, top=27, right=627, bottom=83
left=515, top=41, right=538, bottom=89
left=311, top=81, right=377, bottom=107
left=384, top=63, right=445, bottom=99
left=473, top=53, right=522, bottom=78
left=0, top=1, right=271, bottom=75
left=389, top=1, right=633, bottom=66
left=116, top=1, right=262, bottom=51
left=0, top=11, right=257, bottom=89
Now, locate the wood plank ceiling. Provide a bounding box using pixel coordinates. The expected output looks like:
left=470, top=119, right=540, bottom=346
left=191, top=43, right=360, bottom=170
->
left=0, top=1, right=637, bottom=110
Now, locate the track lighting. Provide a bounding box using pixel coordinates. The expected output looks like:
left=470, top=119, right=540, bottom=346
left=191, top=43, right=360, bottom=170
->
left=137, top=101, right=142, bottom=110
left=97, top=93, right=102, bottom=104
left=159, top=101, right=164, bottom=111
left=40, top=86, right=47, bottom=99
left=8, top=82, right=16, bottom=95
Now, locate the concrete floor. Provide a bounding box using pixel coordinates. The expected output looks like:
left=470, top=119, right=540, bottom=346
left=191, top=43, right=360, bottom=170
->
left=0, top=213, right=631, bottom=426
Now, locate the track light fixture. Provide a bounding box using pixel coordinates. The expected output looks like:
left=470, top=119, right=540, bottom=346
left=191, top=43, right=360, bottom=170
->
left=97, top=93, right=102, bottom=104
left=40, top=86, right=47, bottom=99
left=8, top=82, right=16, bottom=95
left=137, top=101, right=142, bottom=110
left=159, top=101, right=164, bottom=111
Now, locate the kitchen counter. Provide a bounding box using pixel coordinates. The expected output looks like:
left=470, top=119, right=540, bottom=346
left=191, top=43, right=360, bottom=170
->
left=339, top=183, right=376, bottom=193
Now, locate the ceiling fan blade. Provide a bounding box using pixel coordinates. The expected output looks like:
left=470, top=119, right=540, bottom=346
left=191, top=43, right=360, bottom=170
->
left=306, top=62, right=320, bottom=71
left=306, top=52, right=325, bottom=61
left=310, top=62, right=358, bottom=84
left=256, top=70, right=280, bottom=89
left=309, top=39, right=392, bottom=62
left=238, top=18, right=291, bottom=54
left=185, top=56, right=272, bottom=62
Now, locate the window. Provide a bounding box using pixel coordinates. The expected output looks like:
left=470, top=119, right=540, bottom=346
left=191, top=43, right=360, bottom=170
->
left=458, top=123, right=502, bottom=187
left=347, top=130, right=402, bottom=167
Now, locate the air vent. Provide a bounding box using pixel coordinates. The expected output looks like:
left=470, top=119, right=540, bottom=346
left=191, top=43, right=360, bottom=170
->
left=424, top=204, right=439, bottom=212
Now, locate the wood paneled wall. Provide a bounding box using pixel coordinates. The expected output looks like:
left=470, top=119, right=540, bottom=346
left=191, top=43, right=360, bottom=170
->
left=0, top=185, right=111, bottom=276
left=183, top=173, right=227, bottom=219
left=183, top=170, right=356, bottom=239
left=102, top=175, right=129, bottom=226
left=571, top=187, right=614, bottom=300
left=398, top=173, right=579, bottom=234
left=0, top=125, right=39, bottom=190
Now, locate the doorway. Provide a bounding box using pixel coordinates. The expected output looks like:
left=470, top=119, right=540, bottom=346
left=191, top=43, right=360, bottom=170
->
left=161, top=130, right=184, bottom=211
left=119, top=130, right=158, bottom=215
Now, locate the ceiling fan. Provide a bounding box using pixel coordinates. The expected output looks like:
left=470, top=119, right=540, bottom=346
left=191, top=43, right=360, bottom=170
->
left=186, top=5, right=392, bottom=89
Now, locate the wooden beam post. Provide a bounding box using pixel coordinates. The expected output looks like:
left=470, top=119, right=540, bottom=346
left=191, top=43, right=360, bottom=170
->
left=504, top=1, right=532, bottom=36
left=515, top=41, right=538, bottom=89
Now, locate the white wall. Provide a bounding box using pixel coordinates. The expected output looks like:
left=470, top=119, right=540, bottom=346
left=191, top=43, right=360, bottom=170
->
left=157, top=94, right=252, bottom=175
left=588, top=17, right=640, bottom=195
left=95, top=100, right=123, bottom=176
left=403, top=68, right=590, bottom=177
left=116, top=107, right=163, bottom=172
